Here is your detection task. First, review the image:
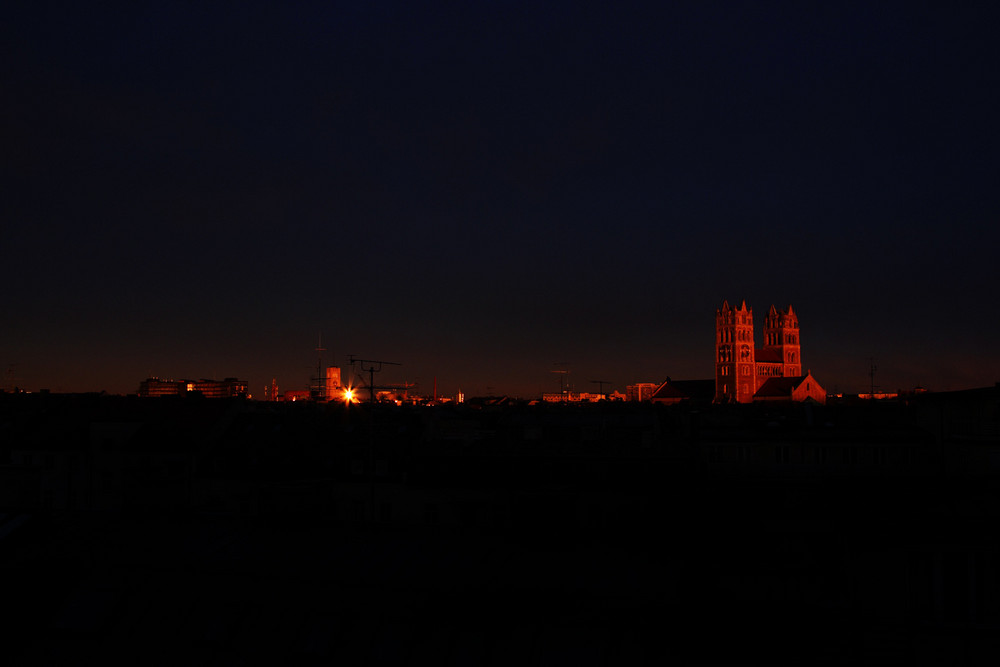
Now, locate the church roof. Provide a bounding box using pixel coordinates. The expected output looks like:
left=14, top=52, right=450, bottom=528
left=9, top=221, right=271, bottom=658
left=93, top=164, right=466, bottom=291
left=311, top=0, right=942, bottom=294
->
left=753, top=376, right=808, bottom=398
left=650, top=379, right=715, bottom=402
left=650, top=381, right=686, bottom=400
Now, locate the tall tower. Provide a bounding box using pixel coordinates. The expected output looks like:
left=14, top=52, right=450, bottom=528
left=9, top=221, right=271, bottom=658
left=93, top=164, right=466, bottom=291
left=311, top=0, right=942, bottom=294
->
left=715, top=300, right=756, bottom=403
left=763, top=304, right=801, bottom=378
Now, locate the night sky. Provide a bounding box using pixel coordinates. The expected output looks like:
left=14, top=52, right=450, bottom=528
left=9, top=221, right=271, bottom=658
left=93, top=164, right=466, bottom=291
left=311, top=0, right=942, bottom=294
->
left=5, top=2, right=999, bottom=397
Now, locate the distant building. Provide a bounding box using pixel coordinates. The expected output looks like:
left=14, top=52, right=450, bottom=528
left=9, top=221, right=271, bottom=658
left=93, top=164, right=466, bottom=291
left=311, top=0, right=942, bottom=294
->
left=856, top=392, right=900, bottom=401
left=715, top=300, right=824, bottom=404
left=312, top=366, right=343, bottom=401
left=137, top=379, right=182, bottom=398
left=541, top=392, right=606, bottom=403
left=283, top=367, right=345, bottom=402
left=626, top=383, right=659, bottom=402
left=324, top=367, right=342, bottom=400
left=138, top=377, right=248, bottom=398
left=283, top=389, right=312, bottom=402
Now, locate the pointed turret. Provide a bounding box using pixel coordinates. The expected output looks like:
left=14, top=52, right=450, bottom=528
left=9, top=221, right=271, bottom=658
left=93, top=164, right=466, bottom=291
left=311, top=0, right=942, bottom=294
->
left=716, top=298, right=755, bottom=404
left=717, top=298, right=807, bottom=403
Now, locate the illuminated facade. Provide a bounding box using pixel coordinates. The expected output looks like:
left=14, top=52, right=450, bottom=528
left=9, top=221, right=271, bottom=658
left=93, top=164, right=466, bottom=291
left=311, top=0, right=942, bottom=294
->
left=626, top=383, right=660, bottom=402
left=325, top=367, right=342, bottom=399
left=715, top=301, right=823, bottom=404
left=138, top=378, right=248, bottom=398
left=541, top=392, right=607, bottom=403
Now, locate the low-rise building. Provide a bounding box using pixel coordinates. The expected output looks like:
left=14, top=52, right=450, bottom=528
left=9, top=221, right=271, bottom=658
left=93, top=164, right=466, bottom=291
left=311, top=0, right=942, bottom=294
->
left=138, top=378, right=248, bottom=398
left=626, top=383, right=659, bottom=402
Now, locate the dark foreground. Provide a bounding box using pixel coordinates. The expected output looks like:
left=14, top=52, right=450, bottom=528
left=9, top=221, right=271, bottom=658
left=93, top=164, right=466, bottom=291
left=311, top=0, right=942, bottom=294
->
left=3, top=389, right=1000, bottom=664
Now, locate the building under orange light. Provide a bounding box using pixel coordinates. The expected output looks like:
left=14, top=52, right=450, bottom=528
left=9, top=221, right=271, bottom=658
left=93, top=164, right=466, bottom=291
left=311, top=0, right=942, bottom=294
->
left=138, top=377, right=248, bottom=398
left=715, top=301, right=825, bottom=404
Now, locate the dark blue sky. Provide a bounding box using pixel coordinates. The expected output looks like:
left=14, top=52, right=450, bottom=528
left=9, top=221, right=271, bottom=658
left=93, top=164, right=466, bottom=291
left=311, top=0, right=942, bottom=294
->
left=4, top=2, right=999, bottom=397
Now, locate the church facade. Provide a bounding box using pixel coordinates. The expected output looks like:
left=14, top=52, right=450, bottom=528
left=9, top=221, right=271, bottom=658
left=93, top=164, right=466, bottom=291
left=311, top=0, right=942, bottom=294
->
left=715, top=300, right=825, bottom=404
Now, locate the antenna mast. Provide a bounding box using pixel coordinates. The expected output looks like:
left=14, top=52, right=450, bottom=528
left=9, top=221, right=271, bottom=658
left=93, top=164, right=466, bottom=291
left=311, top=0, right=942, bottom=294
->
left=313, top=334, right=327, bottom=400
left=590, top=380, right=612, bottom=399
left=348, top=355, right=402, bottom=403
left=551, top=362, right=570, bottom=402
left=868, top=357, right=878, bottom=400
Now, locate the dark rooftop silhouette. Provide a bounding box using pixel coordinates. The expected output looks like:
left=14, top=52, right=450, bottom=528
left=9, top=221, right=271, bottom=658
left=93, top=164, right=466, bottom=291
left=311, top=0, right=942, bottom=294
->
left=2, top=387, right=1000, bottom=662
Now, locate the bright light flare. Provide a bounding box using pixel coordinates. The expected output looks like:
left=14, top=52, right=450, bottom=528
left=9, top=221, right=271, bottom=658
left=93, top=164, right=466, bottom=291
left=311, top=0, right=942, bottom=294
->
left=342, top=387, right=357, bottom=403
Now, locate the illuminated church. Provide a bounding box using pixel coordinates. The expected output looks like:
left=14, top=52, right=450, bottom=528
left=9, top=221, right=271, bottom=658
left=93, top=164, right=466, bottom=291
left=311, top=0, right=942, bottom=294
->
left=715, top=300, right=826, bottom=404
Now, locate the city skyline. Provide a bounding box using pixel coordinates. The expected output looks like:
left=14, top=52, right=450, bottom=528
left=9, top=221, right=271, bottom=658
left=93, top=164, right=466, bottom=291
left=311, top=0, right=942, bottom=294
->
left=4, top=295, right=988, bottom=400
left=5, top=3, right=998, bottom=397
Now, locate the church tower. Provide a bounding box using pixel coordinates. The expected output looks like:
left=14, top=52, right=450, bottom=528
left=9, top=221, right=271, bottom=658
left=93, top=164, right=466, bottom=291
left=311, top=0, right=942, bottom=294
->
left=715, top=300, right=756, bottom=403
left=763, top=304, right=801, bottom=378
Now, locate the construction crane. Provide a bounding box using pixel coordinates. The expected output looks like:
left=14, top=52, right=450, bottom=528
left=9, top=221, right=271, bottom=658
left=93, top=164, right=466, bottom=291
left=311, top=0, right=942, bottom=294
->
left=868, top=357, right=878, bottom=399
